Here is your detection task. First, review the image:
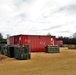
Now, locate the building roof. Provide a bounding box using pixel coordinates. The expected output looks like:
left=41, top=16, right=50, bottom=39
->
left=10, top=34, right=55, bottom=37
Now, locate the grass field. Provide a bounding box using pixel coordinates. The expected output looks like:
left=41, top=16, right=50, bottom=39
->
left=0, top=47, right=76, bottom=75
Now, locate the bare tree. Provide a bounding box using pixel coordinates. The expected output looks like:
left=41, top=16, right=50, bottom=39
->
left=0, top=33, right=3, bottom=39
left=47, top=32, right=51, bottom=36
left=73, top=33, right=76, bottom=38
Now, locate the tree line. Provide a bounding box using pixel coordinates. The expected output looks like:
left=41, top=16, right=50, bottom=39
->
left=0, top=33, right=7, bottom=44
left=56, top=37, right=76, bottom=44
left=47, top=32, right=76, bottom=44
left=56, top=33, right=76, bottom=44
left=0, top=33, right=76, bottom=44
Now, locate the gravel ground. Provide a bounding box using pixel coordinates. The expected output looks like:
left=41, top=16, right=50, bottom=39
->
left=0, top=47, right=76, bottom=75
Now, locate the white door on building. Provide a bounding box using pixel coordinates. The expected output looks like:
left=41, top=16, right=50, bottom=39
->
left=50, top=38, right=54, bottom=45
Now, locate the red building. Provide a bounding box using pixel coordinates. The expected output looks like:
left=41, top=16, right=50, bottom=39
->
left=9, top=34, right=56, bottom=52
left=56, top=40, right=63, bottom=46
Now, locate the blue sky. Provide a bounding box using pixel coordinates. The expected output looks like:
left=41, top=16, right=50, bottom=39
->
left=0, top=0, right=76, bottom=38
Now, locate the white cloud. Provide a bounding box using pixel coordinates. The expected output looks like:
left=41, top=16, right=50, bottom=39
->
left=0, top=0, right=76, bottom=38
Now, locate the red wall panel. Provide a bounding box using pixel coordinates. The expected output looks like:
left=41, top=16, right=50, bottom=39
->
left=56, top=40, right=63, bottom=45
left=9, top=36, right=14, bottom=44
left=14, top=36, right=19, bottom=44
left=9, top=35, right=56, bottom=52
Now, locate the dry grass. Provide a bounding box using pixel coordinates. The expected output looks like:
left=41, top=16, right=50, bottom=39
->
left=0, top=47, right=76, bottom=75
left=68, top=45, right=76, bottom=49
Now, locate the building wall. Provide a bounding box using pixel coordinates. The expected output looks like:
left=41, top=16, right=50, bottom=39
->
left=56, top=40, right=63, bottom=45
left=9, top=35, right=56, bottom=52
left=9, top=36, right=14, bottom=44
